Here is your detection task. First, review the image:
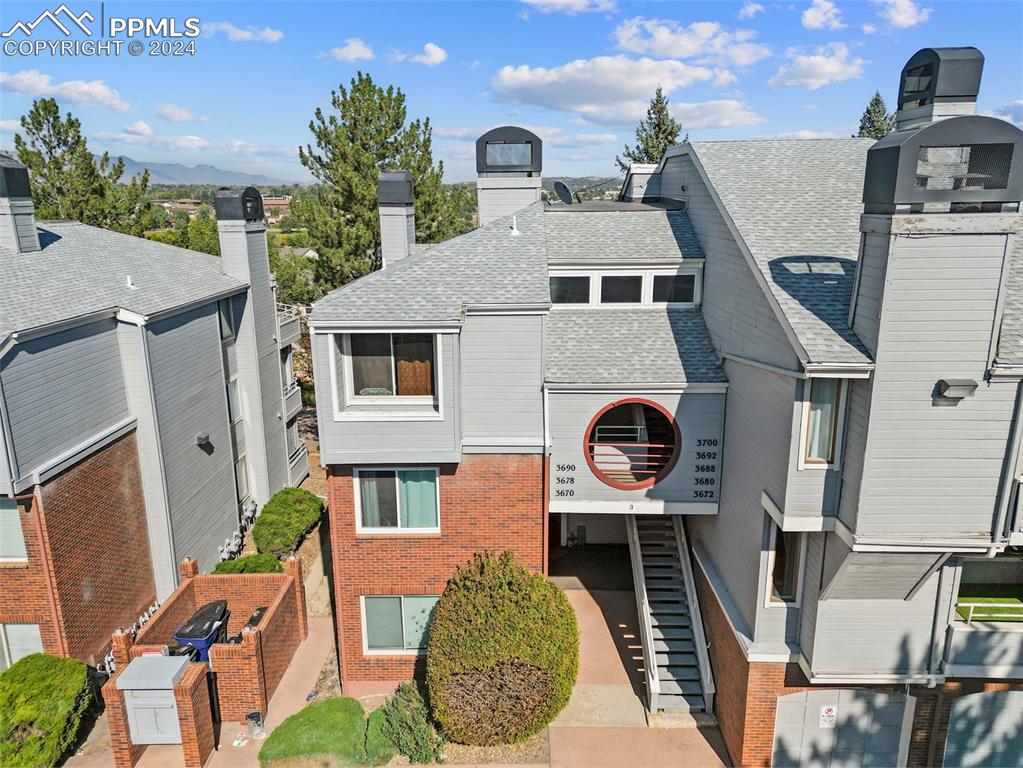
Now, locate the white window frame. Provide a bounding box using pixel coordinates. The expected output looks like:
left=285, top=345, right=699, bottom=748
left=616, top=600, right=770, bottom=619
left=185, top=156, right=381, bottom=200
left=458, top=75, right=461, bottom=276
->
left=227, top=376, right=243, bottom=425
left=764, top=521, right=807, bottom=609
left=798, top=376, right=847, bottom=471
left=0, top=623, right=44, bottom=670
left=0, top=499, right=27, bottom=563
left=548, top=265, right=702, bottom=308
left=218, top=298, right=235, bottom=342
left=331, top=333, right=442, bottom=418
left=360, top=595, right=439, bottom=656
left=234, top=454, right=250, bottom=503
left=353, top=467, right=441, bottom=534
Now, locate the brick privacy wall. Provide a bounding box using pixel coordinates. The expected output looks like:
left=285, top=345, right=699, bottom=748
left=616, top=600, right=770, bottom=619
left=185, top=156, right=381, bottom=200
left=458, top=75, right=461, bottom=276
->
left=101, top=666, right=148, bottom=768
left=175, top=662, right=216, bottom=768
left=41, top=432, right=155, bottom=665
left=0, top=495, right=64, bottom=655
left=327, top=454, right=545, bottom=685
left=209, top=631, right=265, bottom=722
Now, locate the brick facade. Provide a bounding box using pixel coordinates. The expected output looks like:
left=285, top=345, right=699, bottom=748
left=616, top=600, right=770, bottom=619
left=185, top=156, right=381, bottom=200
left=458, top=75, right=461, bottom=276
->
left=327, top=454, right=545, bottom=687
left=0, top=432, right=155, bottom=666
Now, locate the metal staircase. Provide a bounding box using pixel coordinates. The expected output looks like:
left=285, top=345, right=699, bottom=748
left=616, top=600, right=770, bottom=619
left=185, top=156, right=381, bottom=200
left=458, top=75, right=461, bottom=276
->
left=625, top=515, right=715, bottom=713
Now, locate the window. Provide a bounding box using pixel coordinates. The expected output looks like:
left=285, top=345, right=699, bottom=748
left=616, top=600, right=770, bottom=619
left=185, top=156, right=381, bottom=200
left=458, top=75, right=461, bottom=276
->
left=803, top=378, right=844, bottom=467
left=227, top=378, right=242, bottom=424
left=218, top=298, right=235, bottom=341
left=234, top=456, right=249, bottom=502
left=356, top=468, right=439, bottom=532
left=653, top=274, right=696, bottom=303
left=0, top=623, right=43, bottom=672
left=768, top=526, right=804, bottom=605
left=600, top=275, right=642, bottom=303
left=363, top=595, right=439, bottom=653
left=550, top=276, right=590, bottom=304
left=0, top=499, right=27, bottom=561
left=349, top=334, right=436, bottom=398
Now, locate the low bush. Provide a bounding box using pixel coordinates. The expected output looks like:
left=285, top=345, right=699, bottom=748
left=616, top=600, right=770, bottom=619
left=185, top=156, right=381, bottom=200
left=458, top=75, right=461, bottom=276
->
left=212, top=553, right=284, bottom=575
left=426, top=551, right=578, bottom=745
left=252, top=487, right=322, bottom=558
left=259, top=696, right=390, bottom=767
left=0, top=653, right=91, bottom=767
left=364, top=707, right=396, bottom=766
left=380, top=682, right=445, bottom=763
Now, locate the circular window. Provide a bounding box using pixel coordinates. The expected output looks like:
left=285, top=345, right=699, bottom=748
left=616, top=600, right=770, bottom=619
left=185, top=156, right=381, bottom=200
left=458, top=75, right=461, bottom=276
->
left=584, top=399, right=681, bottom=490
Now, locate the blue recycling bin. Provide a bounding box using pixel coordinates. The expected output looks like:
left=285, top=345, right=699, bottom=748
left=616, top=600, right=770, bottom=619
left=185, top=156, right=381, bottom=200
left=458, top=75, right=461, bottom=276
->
left=172, top=600, right=229, bottom=662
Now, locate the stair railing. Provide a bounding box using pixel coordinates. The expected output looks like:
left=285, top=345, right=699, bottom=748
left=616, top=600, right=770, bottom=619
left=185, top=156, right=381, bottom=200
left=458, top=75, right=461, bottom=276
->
left=671, top=515, right=716, bottom=713
left=625, top=515, right=661, bottom=712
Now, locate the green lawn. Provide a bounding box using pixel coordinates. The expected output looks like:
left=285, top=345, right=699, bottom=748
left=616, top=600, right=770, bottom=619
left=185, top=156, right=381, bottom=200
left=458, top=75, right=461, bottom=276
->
left=956, top=583, right=1023, bottom=622
left=258, top=697, right=393, bottom=767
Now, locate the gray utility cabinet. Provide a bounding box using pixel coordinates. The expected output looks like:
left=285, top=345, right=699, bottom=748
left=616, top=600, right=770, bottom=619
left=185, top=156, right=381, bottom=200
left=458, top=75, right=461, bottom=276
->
left=116, top=655, right=191, bottom=745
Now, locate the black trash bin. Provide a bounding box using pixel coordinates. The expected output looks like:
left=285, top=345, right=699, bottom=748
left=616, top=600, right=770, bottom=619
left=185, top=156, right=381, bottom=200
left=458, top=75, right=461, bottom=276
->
left=172, top=600, right=229, bottom=662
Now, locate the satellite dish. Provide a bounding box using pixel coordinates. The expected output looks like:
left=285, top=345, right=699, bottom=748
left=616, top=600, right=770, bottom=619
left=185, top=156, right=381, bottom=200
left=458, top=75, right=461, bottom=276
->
left=553, top=180, right=574, bottom=205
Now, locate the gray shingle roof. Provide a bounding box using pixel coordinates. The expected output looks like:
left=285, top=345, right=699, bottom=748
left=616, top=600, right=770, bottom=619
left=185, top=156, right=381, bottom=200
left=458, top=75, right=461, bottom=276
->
left=0, top=221, right=246, bottom=338
left=545, top=306, right=726, bottom=384
left=689, top=139, right=875, bottom=365
left=310, top=203, right=550, bottom=324
left=544, top=208, right=703, bottom=263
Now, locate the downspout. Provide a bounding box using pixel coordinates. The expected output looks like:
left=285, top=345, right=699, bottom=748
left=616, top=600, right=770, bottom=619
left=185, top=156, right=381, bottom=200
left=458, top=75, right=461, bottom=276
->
left=990, top=378, right=1023, bottom=555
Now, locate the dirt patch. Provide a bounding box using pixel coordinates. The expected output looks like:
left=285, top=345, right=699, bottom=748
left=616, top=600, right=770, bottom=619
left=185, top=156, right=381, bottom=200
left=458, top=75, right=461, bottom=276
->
left=441, top=731, right=550, bottom=765
left=313, top=649, right=342, bottom=700
left=299, top=408, right=328, bottom=499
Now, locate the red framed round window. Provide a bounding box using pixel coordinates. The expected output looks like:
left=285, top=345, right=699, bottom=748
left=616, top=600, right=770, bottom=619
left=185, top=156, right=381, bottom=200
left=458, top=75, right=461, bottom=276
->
left=584, top=398, right=681, bottom=490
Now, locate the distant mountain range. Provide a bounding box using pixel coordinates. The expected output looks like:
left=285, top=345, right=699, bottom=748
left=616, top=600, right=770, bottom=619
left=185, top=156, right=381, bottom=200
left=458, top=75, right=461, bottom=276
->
left=108, top=155, right=296, bottom=186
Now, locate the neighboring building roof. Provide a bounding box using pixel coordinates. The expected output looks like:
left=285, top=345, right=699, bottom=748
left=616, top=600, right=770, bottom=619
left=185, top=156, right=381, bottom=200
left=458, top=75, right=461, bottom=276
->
left=544, top=207, right=703, bottom=264
left=310, top=203, right=550, bottom=324
left=544, top=306, right=726, bottom=385
left=688, top=138, right=876, bottom=365
left=996, top=239, right=1023, bottom=364
left=0, top=221, right=246, bottom=338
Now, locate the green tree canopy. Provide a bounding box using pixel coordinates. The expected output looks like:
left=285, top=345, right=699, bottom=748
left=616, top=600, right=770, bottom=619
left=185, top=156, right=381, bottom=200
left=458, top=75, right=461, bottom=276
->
left=14, top=98, right=150, bottom=236
left=615, top=86, right=685, bottom=173
left=857, top=91, right=895, bottom=139
left=297, top=71, right=470, bottom=292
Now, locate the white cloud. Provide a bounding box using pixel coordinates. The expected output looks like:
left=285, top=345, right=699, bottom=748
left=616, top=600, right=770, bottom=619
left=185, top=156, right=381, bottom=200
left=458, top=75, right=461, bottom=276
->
left=0, top=119, right=20, bottom=133
left=874, top=0, right=932, bottom=28
left=861, top=23, right=877, bottom=33
left=801, top=0, right=845, bottom=30
left=0, top=69, right=129, bottom=111
left=521, top=0, right=617, bottom=14
left=328, top=38, right=374, bottom=62
left=739, top=2, right=765, bottom=19
left=156, top=104, right=208, bottom=122
left=769, top=43, right=866, bottom=90
left=123, top=120, right=151, bottom=137
left=990, top=100, right=1023, bottom=127
left=670, top=99, right=765, bottom=129
left=394, top=42, right=448, bottom=66
left=769, top=129, right=847, bottom=138
left=492, top=54, right=724, bottom=125
left=614, top=17, right=770, bottom=67
left=203, top=21, right=283, bottom=43
left=436, top=123, right=617, bottom=148
left=93, top=127, right=293, bottom=157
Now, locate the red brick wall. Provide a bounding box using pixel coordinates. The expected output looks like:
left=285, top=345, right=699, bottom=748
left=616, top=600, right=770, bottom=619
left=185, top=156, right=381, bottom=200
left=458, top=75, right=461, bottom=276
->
left=327, top=454, right=545, bottom=685
left=0, top=494, right=64, bottom=655
left=32, top=432, right=156, bottom=665
left=102, top=667, right=147, bottom=768
left=175, top=662, right=216, bottom=768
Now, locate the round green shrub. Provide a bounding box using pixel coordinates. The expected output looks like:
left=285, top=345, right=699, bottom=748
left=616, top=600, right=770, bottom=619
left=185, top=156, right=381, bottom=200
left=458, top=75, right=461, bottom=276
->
left=0, top=653, right=90, bottom=767
left=252, top=487, right=323, bottom=558
left=426, top=551, right=578, bottom=745
left=258, top=697, right=367, bottom=766
left=212, top=553, right=284, bottom=575
left=380, top=681, right=444, bottom=763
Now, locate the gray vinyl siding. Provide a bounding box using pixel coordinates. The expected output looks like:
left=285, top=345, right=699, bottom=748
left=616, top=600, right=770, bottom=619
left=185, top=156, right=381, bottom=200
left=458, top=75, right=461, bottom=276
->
left=314, top=332, right=460, bottom=463
left=689, top=359, right=795, bottom=634
left=0, top=318, right=129, bottom=478
left=837, top=379, right=871, bottom=529
left=147, top=304, right=237, bottom=572
left=0, top=410, right=11, bottom=496
left=460, top=313, right=544, bottom=450
left=823, top=552, right=944, bottom=600
left=784, top=378, right=842, bottom=517
left=798, top=532, right=825, bottom=662
left=851, top=231, right=889, bottom=355
left=659, top=154, right=799, bottom=370
left=856, top=233, right=1016, bottom=540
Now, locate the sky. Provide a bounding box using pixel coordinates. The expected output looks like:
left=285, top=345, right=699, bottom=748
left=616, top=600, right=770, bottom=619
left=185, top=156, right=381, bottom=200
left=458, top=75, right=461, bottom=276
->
left=0, top=0, right=1021, bottom=183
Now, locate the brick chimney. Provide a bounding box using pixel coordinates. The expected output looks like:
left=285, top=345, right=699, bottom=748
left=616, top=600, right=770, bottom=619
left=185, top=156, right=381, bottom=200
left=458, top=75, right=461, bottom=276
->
left=0, top=154, right=40, bottom=253
left=378, top=171, right=415, bottom=268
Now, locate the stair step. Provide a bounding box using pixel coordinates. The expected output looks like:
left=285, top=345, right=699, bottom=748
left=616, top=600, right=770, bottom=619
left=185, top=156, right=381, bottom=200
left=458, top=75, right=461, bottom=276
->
left=650, top=608, right=690, bottom=619
left=652, top=626, right=695, bottom=641
left=654, top=652, right=699, bottom=667
left=646, top=585, right=685, bottom=595
left=653, top=638, right=697, bottom=654
left=659, top=679, right=704, bottom=696
left=658, top=693, right=706, bottom=711
left=650, top=614, right=691, bottom=628
left=644, top=568, right=682, bottom=579
left=657, top=668, right=702, bottom=683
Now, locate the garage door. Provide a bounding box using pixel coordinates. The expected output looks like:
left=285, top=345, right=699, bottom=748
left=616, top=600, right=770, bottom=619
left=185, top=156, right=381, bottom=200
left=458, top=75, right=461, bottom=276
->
left=943, top=690, right=1023, bottom=767
left=772, top=689, right=909, bottom=768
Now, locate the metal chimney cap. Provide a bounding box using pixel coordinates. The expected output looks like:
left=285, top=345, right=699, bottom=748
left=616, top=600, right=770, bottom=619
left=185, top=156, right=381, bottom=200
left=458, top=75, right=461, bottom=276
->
left=214, top=186, right=264, bottom=222
left=476, top=126, right=542, bottom=175
left=0, top=154, right=31, bottom=199
left=378, top=171, right=414, bottom=206
left=898, top=47, right=984, bottom=111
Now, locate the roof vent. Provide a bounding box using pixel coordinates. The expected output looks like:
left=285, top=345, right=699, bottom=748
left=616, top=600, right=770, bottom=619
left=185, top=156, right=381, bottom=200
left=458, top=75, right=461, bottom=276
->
left=125, top=275, right=139, bottom=290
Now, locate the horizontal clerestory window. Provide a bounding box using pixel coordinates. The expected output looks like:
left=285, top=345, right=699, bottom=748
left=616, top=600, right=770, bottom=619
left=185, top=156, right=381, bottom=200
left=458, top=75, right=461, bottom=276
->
left=348, top=334, right=436, bottom=399
left=355, top=468, right=439, bottom=532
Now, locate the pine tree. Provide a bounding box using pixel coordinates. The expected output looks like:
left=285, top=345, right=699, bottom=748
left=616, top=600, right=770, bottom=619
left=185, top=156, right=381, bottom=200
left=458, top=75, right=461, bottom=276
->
left=13, top=98, right=150, bottom=236
left=857, top=91, right=895, bottom=139
left=297, top=72, right=471, bottom=292
left=615, top=87, right=685, bottom=173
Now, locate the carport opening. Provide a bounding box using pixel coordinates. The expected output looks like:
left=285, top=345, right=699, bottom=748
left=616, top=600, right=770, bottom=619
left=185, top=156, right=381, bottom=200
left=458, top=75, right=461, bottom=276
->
left=585, top=399, right=680, bottom=489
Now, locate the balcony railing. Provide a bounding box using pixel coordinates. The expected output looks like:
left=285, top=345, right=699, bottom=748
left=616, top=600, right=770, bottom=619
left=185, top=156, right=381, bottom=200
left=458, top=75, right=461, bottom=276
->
left=276, top=303, right=303, bottom=348
left=283, top=379, right=302, bottom=421
left=958, top=601, right=1023, bottom=624
left=589, top=426, right=674, bottom=484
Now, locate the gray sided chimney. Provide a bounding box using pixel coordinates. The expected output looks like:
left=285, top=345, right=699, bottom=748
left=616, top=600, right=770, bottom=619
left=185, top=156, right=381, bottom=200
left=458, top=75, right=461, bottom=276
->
left=475, top=126, right=542, bottom=227
left=378, top=171, right=415, bottom=268
left=0, top=155, right=40, bottom=253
